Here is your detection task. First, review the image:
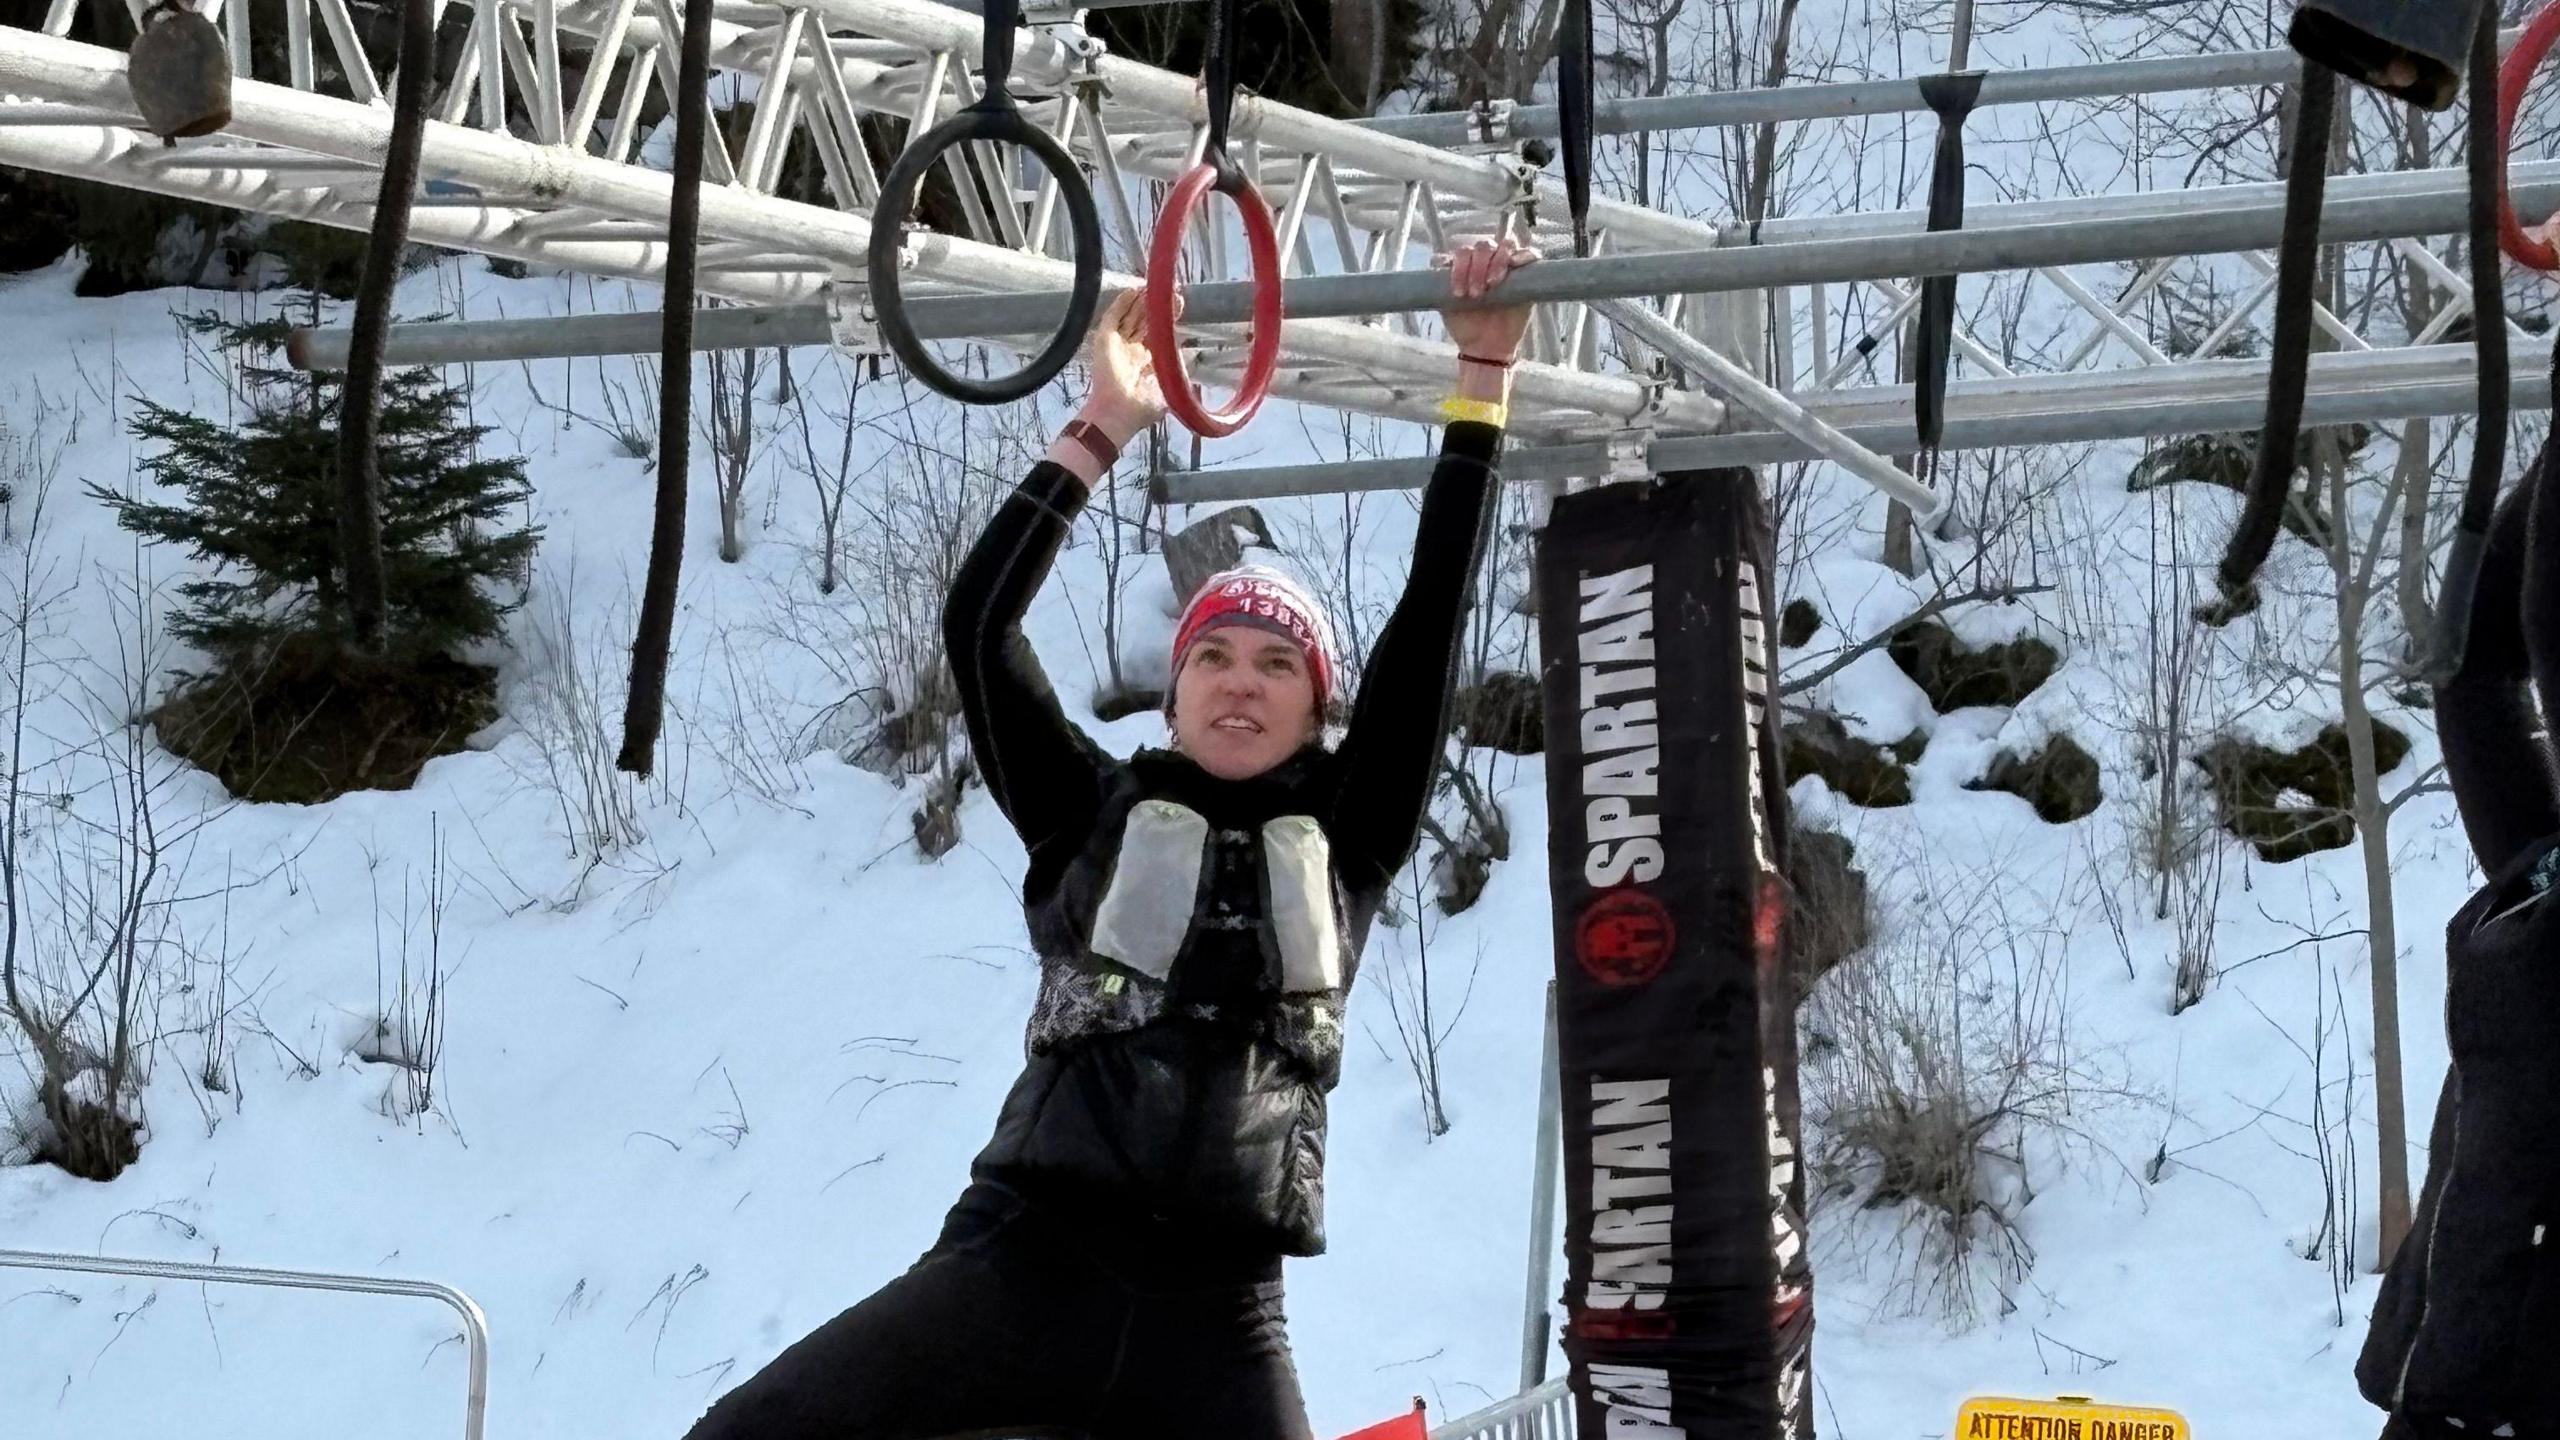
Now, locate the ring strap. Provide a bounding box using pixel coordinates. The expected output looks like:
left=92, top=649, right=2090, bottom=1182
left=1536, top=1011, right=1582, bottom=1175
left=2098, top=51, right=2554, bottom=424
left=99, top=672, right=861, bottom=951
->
left=1913, top=70, right=1983, bottom=462
left=1204, top=0, right=1236, bottom=158
left=1558, top=0, right=1593, bottom=256
left=980, top=0, right=1017, bottom=102
left=2427, top=8, right=2520, bottom=681
left=2207, top=62, right=2336, bottom=619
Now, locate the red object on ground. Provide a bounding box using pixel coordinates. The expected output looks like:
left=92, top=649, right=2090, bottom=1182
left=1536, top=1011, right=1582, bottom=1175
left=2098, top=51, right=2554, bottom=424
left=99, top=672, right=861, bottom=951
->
left=1145, top=160, right=1285, bottom=437
left=1336, top=1401, right=1429, bottom=1440
left=2498, top=1, right=2560, bottom=269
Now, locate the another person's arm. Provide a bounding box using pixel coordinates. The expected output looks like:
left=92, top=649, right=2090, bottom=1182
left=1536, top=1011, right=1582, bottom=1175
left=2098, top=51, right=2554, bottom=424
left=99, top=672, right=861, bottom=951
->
left=943, top=292, right=1162, bottom=867
left=2439, top=470, right=2560, bottom=876
left=1327, top=238, right=1534, bottom=892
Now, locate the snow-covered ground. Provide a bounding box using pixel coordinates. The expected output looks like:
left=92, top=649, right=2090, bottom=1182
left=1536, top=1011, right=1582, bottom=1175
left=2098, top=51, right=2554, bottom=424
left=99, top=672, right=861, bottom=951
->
left=0, top=5, right=2522, bottom=1434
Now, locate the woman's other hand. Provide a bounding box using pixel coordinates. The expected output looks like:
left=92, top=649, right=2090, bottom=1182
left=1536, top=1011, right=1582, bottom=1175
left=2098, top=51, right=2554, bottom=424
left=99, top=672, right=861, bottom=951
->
left=1441, top=236, right=1540, bottom=377
left=1083, top=288, right=1166, bottom=447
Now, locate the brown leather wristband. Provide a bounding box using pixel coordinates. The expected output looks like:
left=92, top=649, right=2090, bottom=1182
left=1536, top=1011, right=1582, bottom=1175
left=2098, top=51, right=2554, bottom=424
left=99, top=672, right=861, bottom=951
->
left=1061, top=417, right=1122, bottom=470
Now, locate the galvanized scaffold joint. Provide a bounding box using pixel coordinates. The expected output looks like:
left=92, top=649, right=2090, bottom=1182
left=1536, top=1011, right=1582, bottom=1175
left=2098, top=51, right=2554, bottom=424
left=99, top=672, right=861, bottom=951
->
left=823, top=270, right=884, bottom=353
left=1068, top=59, right=1113, bottom=102
left=1027, top=3, right=1102, bottom=55
left=1590, top=364, right=1671, bottom=483
left=1604, top=426, right=1655, bottom=484
left=1503, top=151, right=1541, bottom=232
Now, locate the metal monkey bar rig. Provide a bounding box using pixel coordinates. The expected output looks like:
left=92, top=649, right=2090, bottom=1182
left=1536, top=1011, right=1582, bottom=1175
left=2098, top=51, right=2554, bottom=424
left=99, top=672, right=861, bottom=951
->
left=2, top=3, right=2552, bottom=1436
left=3, top=2, right=2550, bottom=509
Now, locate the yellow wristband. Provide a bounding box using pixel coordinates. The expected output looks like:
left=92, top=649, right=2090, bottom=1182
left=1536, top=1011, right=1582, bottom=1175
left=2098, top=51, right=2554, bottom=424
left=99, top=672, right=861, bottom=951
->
left=1440, top=396, right=1509, bottom=429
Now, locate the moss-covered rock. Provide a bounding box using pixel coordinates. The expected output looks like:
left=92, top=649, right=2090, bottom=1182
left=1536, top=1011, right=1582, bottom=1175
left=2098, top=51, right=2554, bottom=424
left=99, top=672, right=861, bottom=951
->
left=150, top=632, right=498, bottom=805
left=1889, top=619, right=2060, bottom=713
left=1967, top=734, right=2103, bottom=824
left=1780, top=597, right=1822, bottom=649
left=1163, top=504, right=1274, bottom=612
left=1786, top=826, right=1870, bottom=997
left=2196, top=720, right=2413, bottom=862
left=1455, top=670, right=1543, bottom=756
left=2122, top=426, right=2378, bottom=555
left=1783, top=714, right=1911, bottom=808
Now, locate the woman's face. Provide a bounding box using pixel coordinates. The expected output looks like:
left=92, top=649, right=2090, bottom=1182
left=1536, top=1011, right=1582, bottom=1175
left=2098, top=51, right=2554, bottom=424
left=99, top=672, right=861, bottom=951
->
left=1170, top=625, right=1320, bottom=780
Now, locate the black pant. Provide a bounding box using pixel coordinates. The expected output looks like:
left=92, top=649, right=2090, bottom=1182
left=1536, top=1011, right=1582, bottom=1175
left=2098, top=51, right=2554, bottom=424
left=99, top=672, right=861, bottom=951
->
left=680, top=1181, right=1316, bottom=1440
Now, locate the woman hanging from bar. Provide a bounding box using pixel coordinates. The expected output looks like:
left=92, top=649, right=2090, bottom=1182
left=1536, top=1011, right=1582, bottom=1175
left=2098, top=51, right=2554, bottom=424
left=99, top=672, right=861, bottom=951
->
left=676, top=235, right=1537, bottom=1440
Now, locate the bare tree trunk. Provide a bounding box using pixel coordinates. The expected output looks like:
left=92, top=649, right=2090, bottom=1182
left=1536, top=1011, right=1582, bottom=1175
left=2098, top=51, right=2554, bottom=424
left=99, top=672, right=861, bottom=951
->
left=2390, top=108, right=2437, bottom=651
left=1882, top=315, right=1918, bottom=576
left=710, top=345, right=757, bottom=564
left=333, top=0, right=435, bottom=655
left=2394, top=417, right=2436, bottom=648
left=1333, top=0, right=1387, bottom=112
left=2327, top=428, right=2414, bottom=1270
left=1512, top=0, right=1565, bottom=102
left=1742, top=0, right=1804, bottom=235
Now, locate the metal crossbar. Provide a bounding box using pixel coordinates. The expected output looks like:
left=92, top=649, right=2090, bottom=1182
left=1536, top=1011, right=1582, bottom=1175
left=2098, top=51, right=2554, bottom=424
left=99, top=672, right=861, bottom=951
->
left=0, top=1247, right=491, bottom=1440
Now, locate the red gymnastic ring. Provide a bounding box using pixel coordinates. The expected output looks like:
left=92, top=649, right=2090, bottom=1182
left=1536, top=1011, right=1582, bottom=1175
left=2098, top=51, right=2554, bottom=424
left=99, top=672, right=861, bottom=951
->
left=2498, top=2, right=2560, bottom=270
left=1146, top=161, right=1285, bottom=438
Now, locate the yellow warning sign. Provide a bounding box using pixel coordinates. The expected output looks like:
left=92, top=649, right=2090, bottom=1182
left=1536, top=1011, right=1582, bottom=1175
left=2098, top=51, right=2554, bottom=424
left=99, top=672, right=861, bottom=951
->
left=1956, top=1394, right=2191, bottom=1440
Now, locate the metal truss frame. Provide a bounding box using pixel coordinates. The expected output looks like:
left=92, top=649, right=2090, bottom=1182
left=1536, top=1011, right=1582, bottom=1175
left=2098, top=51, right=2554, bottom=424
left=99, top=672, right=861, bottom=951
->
left=0, top=0, right=1736, bottom=441
left=0, top=0, right=2545, bottom=504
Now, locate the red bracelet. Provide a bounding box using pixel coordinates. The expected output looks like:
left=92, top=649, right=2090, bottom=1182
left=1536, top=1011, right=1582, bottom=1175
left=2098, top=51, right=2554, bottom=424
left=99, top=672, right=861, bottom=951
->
left=1458, top=352, right=1516, bottom=370
left=1061, top=418, right=1122, bottom=469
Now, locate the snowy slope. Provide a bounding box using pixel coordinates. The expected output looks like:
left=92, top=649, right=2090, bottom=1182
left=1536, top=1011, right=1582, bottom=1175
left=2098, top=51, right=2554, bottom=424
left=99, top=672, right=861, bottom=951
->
left=0, top=6, right=2518, bottom=1434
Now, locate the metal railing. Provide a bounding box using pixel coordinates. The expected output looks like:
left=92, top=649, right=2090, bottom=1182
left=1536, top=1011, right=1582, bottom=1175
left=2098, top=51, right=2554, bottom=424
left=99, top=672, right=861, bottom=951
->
left=0, top=1247, right=491, bottom=1440
left=1433, top=1377, right=1575, bottom=1440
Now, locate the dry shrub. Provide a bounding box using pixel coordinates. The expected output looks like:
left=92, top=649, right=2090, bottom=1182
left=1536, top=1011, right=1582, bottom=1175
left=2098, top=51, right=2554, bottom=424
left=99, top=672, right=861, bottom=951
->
left=1801, top=845, right=2138, bottom=1324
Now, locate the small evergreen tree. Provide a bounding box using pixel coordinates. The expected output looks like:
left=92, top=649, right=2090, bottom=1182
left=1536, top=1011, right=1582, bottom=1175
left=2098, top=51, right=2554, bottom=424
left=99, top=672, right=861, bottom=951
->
left=92, top=312, right=538, bottom=667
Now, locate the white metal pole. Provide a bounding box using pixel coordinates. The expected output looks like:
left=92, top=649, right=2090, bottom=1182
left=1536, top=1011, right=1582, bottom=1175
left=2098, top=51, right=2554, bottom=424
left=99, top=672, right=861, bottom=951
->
left=1518, top=977, right=1562, bottom=1394
left=0, top=1248, right=490, bottom=1440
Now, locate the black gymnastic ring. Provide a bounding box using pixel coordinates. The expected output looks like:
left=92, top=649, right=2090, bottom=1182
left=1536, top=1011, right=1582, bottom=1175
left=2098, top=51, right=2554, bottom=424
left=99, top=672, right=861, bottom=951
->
left=865, top=97, right=1105, bottom=406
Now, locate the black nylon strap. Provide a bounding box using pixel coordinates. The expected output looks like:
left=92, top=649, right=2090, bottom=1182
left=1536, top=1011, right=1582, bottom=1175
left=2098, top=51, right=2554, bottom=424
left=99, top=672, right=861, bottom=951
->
left=2427, top=5, right=2511, bottom=682
left=2210, top=62, right=2337, bottom=620
left=1559, top=0, right=1594, bottom=256
left=1913, top=70, right=1982, bottom=458
left=1204, top=0, right=1236, bottom=161
left=979, top=0, right=1017, bottom=103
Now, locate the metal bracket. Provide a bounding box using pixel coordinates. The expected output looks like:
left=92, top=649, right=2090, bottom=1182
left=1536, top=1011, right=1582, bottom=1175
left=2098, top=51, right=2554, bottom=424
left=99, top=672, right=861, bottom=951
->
left=1607, top=422, right=1669, bottom=484
left=1068, top=64, right=1113, bottom=106
left=822, top=272, right=883, bottom=353
left=1027, top=5, right=1102, bottom=55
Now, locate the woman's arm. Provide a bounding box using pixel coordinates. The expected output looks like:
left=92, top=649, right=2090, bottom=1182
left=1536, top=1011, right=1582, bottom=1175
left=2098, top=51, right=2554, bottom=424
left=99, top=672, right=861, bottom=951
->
left=1325, top=425, right=1501, bottom=890
left=942, top=292, right=1163, bottom=869
left=943, top=461, right=1112, bottom=862
left=1326, top=239, right=1534, bottom=891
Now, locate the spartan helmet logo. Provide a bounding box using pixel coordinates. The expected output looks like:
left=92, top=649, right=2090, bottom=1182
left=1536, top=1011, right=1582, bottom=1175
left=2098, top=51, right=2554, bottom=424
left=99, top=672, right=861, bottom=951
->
left=1574, top=886, right=1676, bottom=986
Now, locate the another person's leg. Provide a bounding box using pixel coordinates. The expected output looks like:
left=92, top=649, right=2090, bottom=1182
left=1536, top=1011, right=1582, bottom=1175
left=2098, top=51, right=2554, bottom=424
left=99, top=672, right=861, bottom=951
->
left=1092, top=1272, right=1315, bottom=1440
left=679, top=1183, right=1122, bottom=1440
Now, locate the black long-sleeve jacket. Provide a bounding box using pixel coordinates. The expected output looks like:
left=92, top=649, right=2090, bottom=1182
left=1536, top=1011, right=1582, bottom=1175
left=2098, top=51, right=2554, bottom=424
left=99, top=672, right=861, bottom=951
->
left=2358, top=405, right=2560, bottom=1434
left=939, top=423, right=1500, bottom=1256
